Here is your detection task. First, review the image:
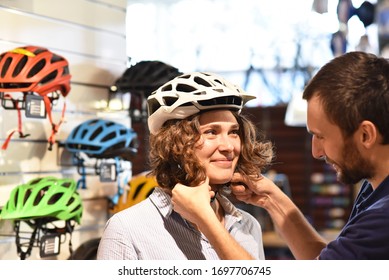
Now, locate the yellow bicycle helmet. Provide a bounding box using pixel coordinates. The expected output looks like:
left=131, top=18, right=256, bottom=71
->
left=110, top=171, right=157, bottom=214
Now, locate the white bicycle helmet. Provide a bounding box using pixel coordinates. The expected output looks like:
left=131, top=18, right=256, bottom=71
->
left=147, top=72, right=255, bottom=134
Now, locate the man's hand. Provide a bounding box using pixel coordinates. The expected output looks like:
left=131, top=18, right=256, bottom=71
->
left=231, top=173, right=281, bottom=209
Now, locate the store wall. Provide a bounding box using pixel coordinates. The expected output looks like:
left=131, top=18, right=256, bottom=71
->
left=0, top=0, right=129, bottom=259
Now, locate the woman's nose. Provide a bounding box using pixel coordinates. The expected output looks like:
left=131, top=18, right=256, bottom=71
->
left=218, top=135, right=234, bottom=151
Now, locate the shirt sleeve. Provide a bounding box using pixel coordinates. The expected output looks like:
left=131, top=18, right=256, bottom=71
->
left=233, top=210, right=265, bottom=260
left=97, top=214, right=138, bottom=260
left=319, top=206, right=389, bottom=259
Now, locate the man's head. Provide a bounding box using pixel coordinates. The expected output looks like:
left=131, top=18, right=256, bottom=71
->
left=303, top=51, right=389, bottom=142
left=303, top=52, right=389, bottom=185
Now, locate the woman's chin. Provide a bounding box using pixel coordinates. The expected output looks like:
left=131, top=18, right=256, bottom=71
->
left=209, top=179, right=231, bottom=187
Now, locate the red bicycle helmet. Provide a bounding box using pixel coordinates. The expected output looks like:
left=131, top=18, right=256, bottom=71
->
left=0, top=45, right=71, bottom=97
left=0, top=46, right=72, bottom=150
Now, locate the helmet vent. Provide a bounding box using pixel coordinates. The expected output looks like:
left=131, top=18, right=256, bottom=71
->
left=27, top=59, right=46, bottom=78
left=176, top=83, right=197, bottom=93
left=193, top=76, right=211, bottom=87
left=71, top=126, right=80, bottom=138
left=146, top=188, right=155, bottom=198
left=162, top=96, right=178, bottom=106
left=132, top=182, right=145, bottom=200
left=47, top=192, right=63, bottom=205
left=89, top=119, right=99, bottom=125
left=63, top=66, right=70, bottom=76
left=71, top=204, right=82, bottom=214
left=147, top=99, right=161, bottom=115
left=101, top=131, right=115, bottom=142
left=33, top=48, right=46, bottom=55
left=13, top=56, right=28, bottom=77
left=90, top=127, right=103, bottom=140
left=24, top=189, right=33, bottom=205
left=30, top=178, right=42, bottom=185
left=35, top=186, right=49, bottom=205
left=51, top=54, right=64, bottom=63
left=106, top=121, right=115, bottom=128
left=197, top=96, right=242, bottom=107
left=1, top=57, right=11, bottom=78
left=61, top=181, right=72, bottom=188
left=41, top=70, right=58, bottom=84
left=161, top=84, right=173, bottom=92
left=213, top=78, right=223, bottom=86
left=14, top=189, right=20, bottom=207
left=67, top=197, right=75, bottom=206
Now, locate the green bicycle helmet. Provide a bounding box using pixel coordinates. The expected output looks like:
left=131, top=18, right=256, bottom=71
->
left=0, top=176, right=83, bottom=224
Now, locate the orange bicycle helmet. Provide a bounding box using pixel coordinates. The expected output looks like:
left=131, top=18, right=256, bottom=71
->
left=0, top=45, right=71, bottom=96
left=0, top=46, right=72, bottom=150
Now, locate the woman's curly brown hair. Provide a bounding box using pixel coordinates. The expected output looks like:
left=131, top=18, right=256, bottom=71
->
left=148, top=110, right=274, bottom=191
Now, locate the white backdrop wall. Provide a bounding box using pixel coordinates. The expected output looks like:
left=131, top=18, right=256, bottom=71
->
left=0, top=0, right=129, bottom=259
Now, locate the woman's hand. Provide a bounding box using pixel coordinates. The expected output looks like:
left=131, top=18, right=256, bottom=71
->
left=171, top=177, right=215, bottom=224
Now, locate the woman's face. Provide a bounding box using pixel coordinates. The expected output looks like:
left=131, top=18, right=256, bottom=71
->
left=195, top=109, right=241, bottom=186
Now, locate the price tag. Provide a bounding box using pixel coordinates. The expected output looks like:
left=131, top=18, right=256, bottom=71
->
left=25, top=94, right=46, bottom=118
left=40, top=233, right=61, bottom=258
left=99, top=162, right=117, bottom=182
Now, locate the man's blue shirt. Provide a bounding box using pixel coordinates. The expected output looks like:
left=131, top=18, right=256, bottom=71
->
left=319, top=176, right=389, bottom=259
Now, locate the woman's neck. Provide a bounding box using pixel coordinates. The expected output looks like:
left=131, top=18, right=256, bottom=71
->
left=211, top=197, right=225, bottom=224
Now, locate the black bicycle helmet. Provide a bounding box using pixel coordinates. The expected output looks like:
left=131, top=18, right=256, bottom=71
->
left=109, top=60, right=182, bottom=96
left=64, top=118, right=138, bottom=159
left=109, top=61, right=183, bottom=122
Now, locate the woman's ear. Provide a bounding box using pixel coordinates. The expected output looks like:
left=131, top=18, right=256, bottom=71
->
left=358, top=120, right=377, bottom=148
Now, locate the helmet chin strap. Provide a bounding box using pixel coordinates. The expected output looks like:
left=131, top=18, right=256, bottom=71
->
left=43, top=93, right=66, bottom=151
left=210, top=191, right=217, bottom=203
left=210, top=183, right=231, bottom=202
left=1, top=94, right=31, bottom=150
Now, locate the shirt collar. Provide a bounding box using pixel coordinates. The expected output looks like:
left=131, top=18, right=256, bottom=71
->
left=356, top=175, right=389, bottom=212
left=149, top=187, right=173, bottom=218
left=216, top=191, right=243, bottom=222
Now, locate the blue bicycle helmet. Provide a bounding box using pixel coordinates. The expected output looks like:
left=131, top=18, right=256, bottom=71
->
left=64, top=118, right=138, bottom=159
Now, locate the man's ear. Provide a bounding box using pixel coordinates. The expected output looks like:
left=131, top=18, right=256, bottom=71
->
left=358, top=120, right=377, bottom=148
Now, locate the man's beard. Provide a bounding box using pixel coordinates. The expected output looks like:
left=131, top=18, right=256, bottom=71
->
left=333, top=138, right=374, bottom=185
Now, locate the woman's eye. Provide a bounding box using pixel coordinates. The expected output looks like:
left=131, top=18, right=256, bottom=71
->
left=230, top=129, right=239, bottom=135
left=203, top=129, right=216, bottom=135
